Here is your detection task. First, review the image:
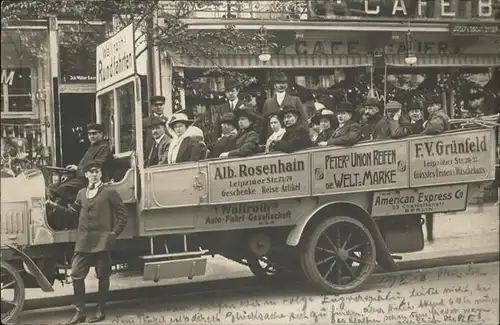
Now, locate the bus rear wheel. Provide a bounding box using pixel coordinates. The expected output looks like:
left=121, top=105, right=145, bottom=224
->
left=301, top=216, right=377, bottom=294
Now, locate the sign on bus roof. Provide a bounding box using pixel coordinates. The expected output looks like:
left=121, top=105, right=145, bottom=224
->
left=95, top=23, right=135, bottom=92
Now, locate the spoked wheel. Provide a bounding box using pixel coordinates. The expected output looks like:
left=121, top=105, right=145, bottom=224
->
left=301, top=216, right=377, bottom=294
left=1, top=261, right=25, bottom=324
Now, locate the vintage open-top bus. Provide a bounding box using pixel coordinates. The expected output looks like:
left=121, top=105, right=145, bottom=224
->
left=1, top=24, right=498, bottom=324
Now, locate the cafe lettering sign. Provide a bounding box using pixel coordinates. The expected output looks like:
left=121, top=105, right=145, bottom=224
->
left=208, top=153, right=310, bottom=204
left=362, top=0, right=493, bottom=17
left=409, top=129, right=496, bottom=187
left=1, top=69, right=15, bottom=86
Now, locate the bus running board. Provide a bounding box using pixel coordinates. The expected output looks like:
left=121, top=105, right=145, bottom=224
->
left=138, top=250, right=209, bottom=261
left=143, top=257, right=207, bottom=282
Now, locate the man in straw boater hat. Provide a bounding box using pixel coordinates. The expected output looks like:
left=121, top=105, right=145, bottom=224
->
left=213, top=78, right=245, bottom=139
left=260, top=71, right=308, bottom=143
left=49, top=123, right=113, bottom=204
left=46, top=160, right=128, bottom=324
left=219, top=105, right=262, bottom=158
left=145, top=116, right=170, bottom=167
left=318, top=101, right=362, bottom=147
left=143, top=95, right=171, bottom=158
left=421, top=92, right=450, bottom=135
left=310, top=107, right=338, bottom=145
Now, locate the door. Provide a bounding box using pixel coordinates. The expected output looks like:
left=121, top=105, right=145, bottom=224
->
left=59, top=93, right=95, bottom=166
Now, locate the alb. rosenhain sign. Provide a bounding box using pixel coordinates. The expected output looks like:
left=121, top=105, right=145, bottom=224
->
left=95, top=24, right=135, bottom=92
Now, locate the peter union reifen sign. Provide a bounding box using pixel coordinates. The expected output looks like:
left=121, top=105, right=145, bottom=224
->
left=311, top=142, right=409, bottom=195
left=371, top=184, right=468, bottom=217
left=208, top=153, right=310, bottom=204
left=409, top=129, right=496, bottom=187
left=96, top=23, right=135, bottom=92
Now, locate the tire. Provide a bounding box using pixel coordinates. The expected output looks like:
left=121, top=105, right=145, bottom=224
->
left=1, top=260, right=26, bottom=324
left=301, top=216, right=377, bottom=294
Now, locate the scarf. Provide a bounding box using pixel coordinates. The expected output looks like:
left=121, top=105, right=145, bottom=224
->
left=265, top=128, right=286, bottom=153
left=167, top=126, right=205, bottom=164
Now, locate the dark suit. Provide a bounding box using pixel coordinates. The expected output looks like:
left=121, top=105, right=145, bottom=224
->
left=54, top=184, right=128, bottom=313
left=327, top=120, right=362, bottom=146
left=260, top=94, right=308, bottom=143
left=213, top=100, right=244, bottom=139
left=143, top=115, right=171, bottom=157
left=272, top=124, right=311, bottom=153
left=145, top=134, right=169, bottom=167
left=169, top=137, right=206, bottom=163
left=208, top=134, right=238, bottom=158
left=227, top=128, right=260, bottom=157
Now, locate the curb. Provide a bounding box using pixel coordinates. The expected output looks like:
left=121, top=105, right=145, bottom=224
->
left=24, top=251, right=500, bottom=312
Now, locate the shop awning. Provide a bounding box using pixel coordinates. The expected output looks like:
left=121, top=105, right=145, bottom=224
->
left=169, top=54, right=372, bottom=69
left=386, top=54, right=500, bottom=67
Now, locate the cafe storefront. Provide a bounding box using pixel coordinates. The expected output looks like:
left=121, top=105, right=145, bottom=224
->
left=1, top=27, right=54, bottom=175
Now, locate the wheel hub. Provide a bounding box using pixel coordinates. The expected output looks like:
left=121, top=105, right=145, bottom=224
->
left=337, top=249, right=349, bottom=261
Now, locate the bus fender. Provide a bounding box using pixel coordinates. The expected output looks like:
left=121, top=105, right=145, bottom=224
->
left=5, top=244, right=54, bottom=292
left=286, top=201, right=397, bottom=271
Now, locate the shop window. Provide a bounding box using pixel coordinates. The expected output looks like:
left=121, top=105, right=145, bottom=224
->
left=1, top=67, right=34, bottom=117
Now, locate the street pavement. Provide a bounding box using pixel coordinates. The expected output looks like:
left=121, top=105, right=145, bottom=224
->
left=17, top=262, right=500, bottom=324
left=23, top=204, right=499, bottom=302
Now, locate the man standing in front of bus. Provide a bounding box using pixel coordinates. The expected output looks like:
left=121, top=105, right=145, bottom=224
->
left=46, top=160, right=128, bottom=324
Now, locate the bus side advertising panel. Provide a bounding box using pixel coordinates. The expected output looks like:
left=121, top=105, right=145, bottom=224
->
left=371, top=184, right=468, bottom=217
left=208, top=153, right=310, bottom=204
left=409, top=129, right=496, bottom=187
left=311, top=142, right=409, bottom=195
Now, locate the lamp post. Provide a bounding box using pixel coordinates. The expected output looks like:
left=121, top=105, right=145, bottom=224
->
left=258, top=27, right=271, bottom=63
left=404, top=29, right=417, bottom=66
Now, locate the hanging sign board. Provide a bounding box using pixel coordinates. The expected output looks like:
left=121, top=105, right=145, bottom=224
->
left=95, top=23, right=135, bottom=92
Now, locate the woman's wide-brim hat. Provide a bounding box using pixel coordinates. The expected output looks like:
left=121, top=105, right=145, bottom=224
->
left=337, top=101, right=354, bottom=113
left=234, top=106, right=262, bottom=122
left=311, top=109, right=336, bottom=124
left=220, top=112, right=238, bottom=128
left=168, top=113, right=194, bottom=127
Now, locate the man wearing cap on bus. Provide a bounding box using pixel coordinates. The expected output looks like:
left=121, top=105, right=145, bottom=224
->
left=50, top=123, right=113, bottom=204
left=261, top=71, right=308, bottom=143
left=145, top=116, right=169, bottom=167
left=46, top=160, right=128, bottom=324
left=213, top=79, right=245, bottom=139
left=143, top=95, right=171, bottom=158
left=421, top=93, right=450, bottom=135
left=318, top=101, right=362, bottom=147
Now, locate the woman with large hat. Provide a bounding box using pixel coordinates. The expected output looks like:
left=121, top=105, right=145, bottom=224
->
left=310, top=108, right=338, bottom=145
left=270, top=104, right=311, bottom=153
left=219, top=105, right=261, bottom=158
left=166, top=112, right=206, bottom=163
left=318, top=101, right=362, bottom=147
left=207, top=112, right=239, bottom=158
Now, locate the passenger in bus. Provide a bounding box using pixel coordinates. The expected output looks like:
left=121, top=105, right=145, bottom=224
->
left=145, top=117, right=169, bottom=167
left=143, top=95, right=171, bottom=158
left=265, top=113, right=286, bottom=153
left=186, top=126, right=208, bottom=161
left=49, top=123, right=113, bottom=203
left=213, top=79, right=245, bottom=139
left=207, top=112, right=238, bottom=158
left=421, top=93, right=450, bottom=135
left=360, top=96, right=383, bottom=140
left=166, top=113, right=205, bottom=164
left=311, top=108, right=337, bottom=145
left=308, top=118, right=321, bottom=143
left=269, top=105, right=311, bottom=153
left=260, top=72, right=308, bottom=143
left=408, top=99, right=425, bottom=134
left=318, top=101, right=362, bottom=147
left=219, top=106, right=261, bottom=158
